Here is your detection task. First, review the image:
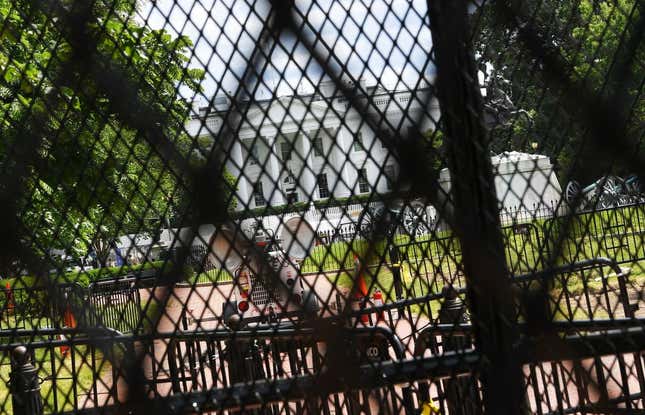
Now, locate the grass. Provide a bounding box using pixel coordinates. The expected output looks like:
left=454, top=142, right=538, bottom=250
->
left=305, top=205, right=645, bottom=315
left=301, top=238, right=395, bottom=273
left=0, top=345, right=113, bottom=414
left=0, top=207, right=640, bottom=412
left=301, top=203, right=645, bottom=279
left=326, top=251, right=644, bottom=323
left=188, top=268, right=233, bottom=284
left=300, top=224, right=547, bottom=275
left=327, top=266, right=446, bottom=320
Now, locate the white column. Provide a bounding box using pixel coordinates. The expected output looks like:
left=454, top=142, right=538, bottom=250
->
left=232, top=140, right=250, bottom=210
left=332, top=127, right=351, bottom=198
left=266, top=136, right=285, bottom=206
left=299, top=132, right=317, bottom=201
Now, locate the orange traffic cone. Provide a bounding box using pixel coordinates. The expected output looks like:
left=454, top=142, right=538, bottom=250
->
left=353, top=255, right=369, bottom=324
left=4, top=283, right=14, bottom=315
left=64, top=304, right=77, bottom=328
left=60, top=304, right=76, bottom=358
left=372, top=290, right=385, bottom=321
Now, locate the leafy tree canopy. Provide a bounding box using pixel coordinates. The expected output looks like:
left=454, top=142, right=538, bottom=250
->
left=0, top=0, right=232, bottom=268
left=474, top=0, right=643, bottom=180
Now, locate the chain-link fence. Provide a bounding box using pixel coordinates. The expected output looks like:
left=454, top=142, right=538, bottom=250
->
left=0, top=0, right=643, bottom=413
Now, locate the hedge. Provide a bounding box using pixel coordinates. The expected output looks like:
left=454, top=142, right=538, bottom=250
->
left=1, top=261, right=171, bottom=288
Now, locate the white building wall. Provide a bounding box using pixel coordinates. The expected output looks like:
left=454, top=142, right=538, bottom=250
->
left=186, top=84, right=440, bottom=211
left=438, top=151, right=563, bottom=216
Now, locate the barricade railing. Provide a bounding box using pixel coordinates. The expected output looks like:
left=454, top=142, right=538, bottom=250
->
left=0, top=279, right=145, bottom=334
left=6, top=320, right=642, bottom=414
left=306, top=200, right=645, bottom=277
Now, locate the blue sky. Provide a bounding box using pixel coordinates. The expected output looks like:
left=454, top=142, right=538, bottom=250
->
left=139, top=0, right=435, bottom=103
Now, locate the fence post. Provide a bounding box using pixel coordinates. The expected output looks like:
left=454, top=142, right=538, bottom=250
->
left=427, top=1, right=523, bottom=413
left=389, top=245, right=404, bottom=304
left=10, top=346, right=43, bottom=415
left=438, top=287, right=479, bottom=415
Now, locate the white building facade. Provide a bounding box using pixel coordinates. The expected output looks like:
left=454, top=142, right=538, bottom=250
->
left=186, top=80, right=439, bottom=211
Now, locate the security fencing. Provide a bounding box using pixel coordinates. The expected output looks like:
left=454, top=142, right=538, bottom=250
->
left=547, top=201, right=645, bottom=266
left=0, top=281, right=142, bottom=335
left=306, top=201, right=645, bottom=287
left=2, top=257, right=640, bottom=413
left=1, top=0, right=644, bottom=413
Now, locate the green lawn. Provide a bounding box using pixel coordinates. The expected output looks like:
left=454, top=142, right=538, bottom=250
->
left=0, top=345, right=113, bottom=414
left=326, top=266, right=446, bottom=320
left=300, top=204, right=645, bottom=277
left=327, top=255, right=644, bottom=323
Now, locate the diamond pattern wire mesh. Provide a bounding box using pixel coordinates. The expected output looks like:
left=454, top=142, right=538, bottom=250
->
left=0, top=0, right=643, bottom=413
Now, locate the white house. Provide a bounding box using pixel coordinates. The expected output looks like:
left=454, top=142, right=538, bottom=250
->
left=107, top=151, right=563, bottom=263
left=186, top=78, right=440, bottom=211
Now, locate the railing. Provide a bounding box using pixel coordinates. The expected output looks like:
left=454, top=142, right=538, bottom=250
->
left=2, top=325, right=416, bottom=414
left=544, top=201, right=645, bottom=267
left=165, top=245, right=216, bottom=273
left=306, top=201, right=645, bottom=278
left=5, top=318, right=642, bottom=413
left=0, top=280, right=143, bottom=335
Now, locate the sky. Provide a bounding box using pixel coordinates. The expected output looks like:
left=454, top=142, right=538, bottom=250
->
left=138, top=0, right=436, bottom=105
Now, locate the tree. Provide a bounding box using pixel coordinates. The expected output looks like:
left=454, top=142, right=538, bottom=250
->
left=0, top=0, right=231, bottom=270
left=473, top=0, right=643, bottom=179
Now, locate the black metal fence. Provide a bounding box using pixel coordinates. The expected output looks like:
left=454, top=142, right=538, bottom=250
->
left=2, top=257, right=639, bottom=413
left=0, top=281, right=142, bottom=335
left=0, top=0, right=644, bottom=413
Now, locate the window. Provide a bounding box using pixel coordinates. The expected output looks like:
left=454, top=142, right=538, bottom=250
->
left=358, top=169, right=370, bottom=193
left=280, top=141, right=292, bottom=161
left=283, top=173, right=297, bottom=202
left=244, top=139, right=258, bottom=165
left=313, top=135, right=324, bottom=157
left=253, top=182, right=266, bottom=207
left=317, top=173, right=330, bottom=199
left=286, top=192, right=298, bottom=204
left=385, top=165, right=395, bottom=190
left=353, top=132, right=363, bottom=152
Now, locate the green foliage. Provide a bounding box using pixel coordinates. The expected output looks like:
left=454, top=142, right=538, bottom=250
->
left=189, top=268, right=234, bottom=284
left=423, top=129, right=445, bottom=171
left=301, top=235, right=412, bottom=273
left=182, top=264, right=196, bottom=281
left=65, top=261, right=169, bottom=286
left=569, top=0, right=643, bottom=85
left=474, top=0, right=643, bottom=177
left=0, top=0, right=221, bottom=266
left=0, top=261, right=169, bottom=287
